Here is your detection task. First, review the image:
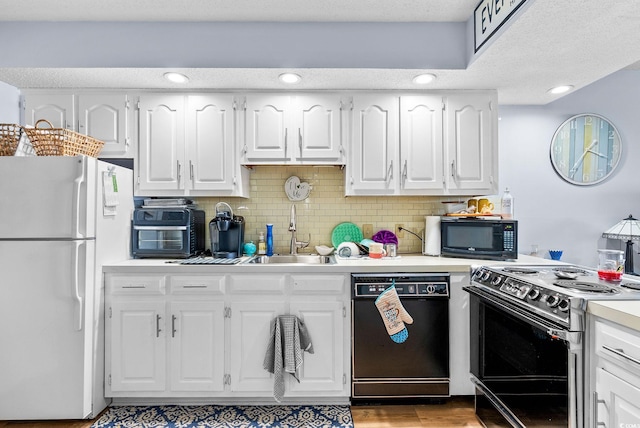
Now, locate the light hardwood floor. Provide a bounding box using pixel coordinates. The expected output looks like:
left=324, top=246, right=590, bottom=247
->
left=0, top=397, right=482, bottom=427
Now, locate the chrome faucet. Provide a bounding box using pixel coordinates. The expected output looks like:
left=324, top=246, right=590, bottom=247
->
left=289, top=204, right=310, bottom=255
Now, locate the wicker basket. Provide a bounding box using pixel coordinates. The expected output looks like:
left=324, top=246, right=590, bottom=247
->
left=0, top=123, right=25, bottom=156
left=23, top=119, right=104, bottom=157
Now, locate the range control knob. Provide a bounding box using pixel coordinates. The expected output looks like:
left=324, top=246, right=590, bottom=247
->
left=490, top=276, right=503, bottom=286
left=481, top=271, right=491, bottom=281
left=546, top=295, right=561, bottom=308
left=558, top=299, right=570, bottom=312
left=528, top=288, right=541, bottom=300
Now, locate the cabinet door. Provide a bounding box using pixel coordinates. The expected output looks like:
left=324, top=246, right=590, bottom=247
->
left=109, top=300, right=166, bottom=392
left=169, top=301, right=226, bottom=392
left=288, top=300, right=345, bottom=394
left=137, top=94, right=185, bottom=192
left=186, top=95, right=237, bottom=192
left=293, top=95, right=344, bottom=163
left=400, top=95, right=444, bottom=192
left=23, top=92, right=75, bottom=129
left=444, top=94, right=497, bottom=193
left=347, top=95, right=399, bottom=194
left=595, top=367, right=640, bottom=427
left=228, top=301, right=287, bottom=392
left=78, top=93, right=132, bottom=157
left=243, top=94, right=291, bottom=162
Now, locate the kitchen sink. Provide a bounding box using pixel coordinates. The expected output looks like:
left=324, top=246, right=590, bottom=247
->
left=244, top=254, right=335, bottom=265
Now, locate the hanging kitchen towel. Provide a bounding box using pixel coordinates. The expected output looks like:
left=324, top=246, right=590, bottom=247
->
left=263, top=315, right=313, bottom=402
left=375, top=283, right=413, bottom=343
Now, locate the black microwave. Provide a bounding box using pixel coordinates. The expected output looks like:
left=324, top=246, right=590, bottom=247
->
left=131, top=208, right=205, bottom=258
left=440, top=217, right=517, bottom=261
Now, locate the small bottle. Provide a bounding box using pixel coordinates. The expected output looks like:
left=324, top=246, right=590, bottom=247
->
left=501, top=187, right=513, bottom=219
left=266, top=224, right=274, bottom=256
left=258, top=232, right=266, bottom=255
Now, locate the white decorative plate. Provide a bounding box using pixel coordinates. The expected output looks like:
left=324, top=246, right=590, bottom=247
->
left=284, top=176, right=311, bottom=201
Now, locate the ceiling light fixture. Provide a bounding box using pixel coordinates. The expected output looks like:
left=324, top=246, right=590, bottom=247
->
left=547, top=85, right=573, bottom=95
left=412, top=73, right=437, bottom=85
left=279, top=73, right=301, bottom=84
left=163, top=72, right=189, bottom=84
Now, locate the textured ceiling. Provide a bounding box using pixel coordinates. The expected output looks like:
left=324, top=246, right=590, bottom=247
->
left=1, top=0, right=639, bottom=105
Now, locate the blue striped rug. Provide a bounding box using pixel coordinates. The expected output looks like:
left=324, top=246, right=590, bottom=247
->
left=91, top=405, right=353, bottom=428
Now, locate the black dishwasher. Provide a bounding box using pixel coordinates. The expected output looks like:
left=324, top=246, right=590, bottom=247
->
left=351, top=273, right=449, bottom=399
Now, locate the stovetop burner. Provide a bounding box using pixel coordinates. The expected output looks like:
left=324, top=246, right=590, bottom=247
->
left=553, top=280, right=620, bottom=294
left=502, top=267, right=540, bottom=274
left=620, top=282, right=640, bottom=291
left=553, top=266, right=592, bottom=276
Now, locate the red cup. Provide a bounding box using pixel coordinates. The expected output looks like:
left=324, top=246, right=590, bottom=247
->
left=598, top=270, right=623, bottom=282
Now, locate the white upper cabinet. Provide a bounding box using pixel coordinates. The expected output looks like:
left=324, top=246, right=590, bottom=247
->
left=400, top=95, right=444, bottom=192
left=241, top=94, right=345, bottom=165
left=346, top=95, right=399, bottom=194
left=346, top=91, right=497, bottom=196
left=78, top=93, right=132, bottom=157
left=136, top=93, right=250, bottom=198
left=23, top=92, right=75, bottom=130
left=444, top=93, right=498, bottom=195
left=23, top=91, right=135, bottom=158
left=137, top=94, right=186, bottom=193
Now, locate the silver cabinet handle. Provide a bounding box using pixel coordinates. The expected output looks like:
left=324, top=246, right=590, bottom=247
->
left=284, top=128, right=288, bottom=157
left=298, top=128, right=302, bottom=156
left=603, top=345, right=640, bottom=367
left=156, top=314, right=162, bottom=337
left=402, top=160, right=408, bottom=187
left=386, top=160, right=393, bottom=185
left=451, top=159, right=457, bottom=179
left=189, top=160, right=194, bottom=181
left=177, top=161, right=182, bottom=183
left=593, top=391, right=606, bottom=427
left=172, top=315, right=177, bottom=338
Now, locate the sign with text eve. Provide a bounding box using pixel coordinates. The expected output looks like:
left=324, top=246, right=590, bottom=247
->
left=474, top=0, right=528, bottom=52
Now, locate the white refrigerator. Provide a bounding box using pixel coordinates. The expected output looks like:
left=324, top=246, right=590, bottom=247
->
left=0, top=155, right=133, bottom=420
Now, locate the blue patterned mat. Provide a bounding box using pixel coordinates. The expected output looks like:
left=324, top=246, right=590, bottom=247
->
left=91, top=405, right=353, bottom=428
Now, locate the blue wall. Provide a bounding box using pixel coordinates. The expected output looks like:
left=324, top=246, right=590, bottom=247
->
left=499, top=70, right=640, bottom=269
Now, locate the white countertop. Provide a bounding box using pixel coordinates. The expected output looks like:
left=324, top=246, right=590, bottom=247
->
left=103, top=253, right=557, bottom=274
left=588, top=300, right=640, bottom=332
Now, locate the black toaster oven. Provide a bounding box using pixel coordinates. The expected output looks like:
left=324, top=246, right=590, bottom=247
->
left=131, top=208, right=205, bottom=258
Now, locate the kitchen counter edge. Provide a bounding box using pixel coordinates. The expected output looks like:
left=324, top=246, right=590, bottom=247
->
left=103, top=253, right=553, bottom=274
left=588, top=300, right=640, bottom=332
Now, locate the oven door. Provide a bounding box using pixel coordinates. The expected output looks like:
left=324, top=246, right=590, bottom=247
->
left=132, top=225, right=190, bottom=258
left=465, top=286, right=583, bottom=428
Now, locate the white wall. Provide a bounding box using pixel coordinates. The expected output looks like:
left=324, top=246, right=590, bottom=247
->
left=0, top=81, right=20, bottom=123
left=499, top=70, right=640, bottom=269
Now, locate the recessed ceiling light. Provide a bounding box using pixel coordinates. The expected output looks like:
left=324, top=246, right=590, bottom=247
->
left=412, top=73, right=436, bottom=85
left=548, top=85, right=573, bottom=95
left=279, top=73, right=301, bottom=84
left=163, top=72, right=189, bottom=84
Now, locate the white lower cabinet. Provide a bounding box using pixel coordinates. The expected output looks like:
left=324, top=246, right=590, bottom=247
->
left=228, top=300, right=287, bottom=393
left=109, top=300, right=167, bottom=392
left=105, top=272, right=349, bottom=401
left=169, top=301, right=226, bottom=392
left=589, top=316, right=640, bottom=427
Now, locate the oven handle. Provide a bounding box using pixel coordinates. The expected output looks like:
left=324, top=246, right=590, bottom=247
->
left=133, top=225, right=188, bottom=231
left=464, top=286, right=574, bottom=342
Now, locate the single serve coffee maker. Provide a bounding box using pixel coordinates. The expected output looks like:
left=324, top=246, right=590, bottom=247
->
left=210, top=202, right=245, bottom=258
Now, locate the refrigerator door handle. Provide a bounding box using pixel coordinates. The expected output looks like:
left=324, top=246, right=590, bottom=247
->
left=71, top=240, right=84, bottom=331
left=72, top=157, right=86, bottom=239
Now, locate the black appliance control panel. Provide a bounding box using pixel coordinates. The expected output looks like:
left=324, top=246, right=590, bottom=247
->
left=352, top=273, right=449, bottom=298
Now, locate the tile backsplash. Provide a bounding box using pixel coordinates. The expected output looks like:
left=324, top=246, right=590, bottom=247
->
left=196, top=165, right=455, bottom=255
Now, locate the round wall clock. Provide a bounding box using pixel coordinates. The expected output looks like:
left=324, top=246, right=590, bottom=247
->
left=550, top=113, right=622, bottom=186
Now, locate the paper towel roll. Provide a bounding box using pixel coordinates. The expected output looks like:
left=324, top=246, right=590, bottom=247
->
left=424, top=215, right=441, bottom=256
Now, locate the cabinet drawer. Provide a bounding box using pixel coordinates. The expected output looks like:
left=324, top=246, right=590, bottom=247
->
left=291, top=275, right=346, bottom=293
left=595, top=319, right=640, bottom=373
left=228, top=275, right=285, bottom=294
left=170, top=275, right=225, bottom=294
left=108, top=275, right=165, bottom=295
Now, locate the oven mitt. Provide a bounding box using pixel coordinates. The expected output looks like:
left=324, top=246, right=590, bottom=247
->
left=375, top=283, right=413, bottom=343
